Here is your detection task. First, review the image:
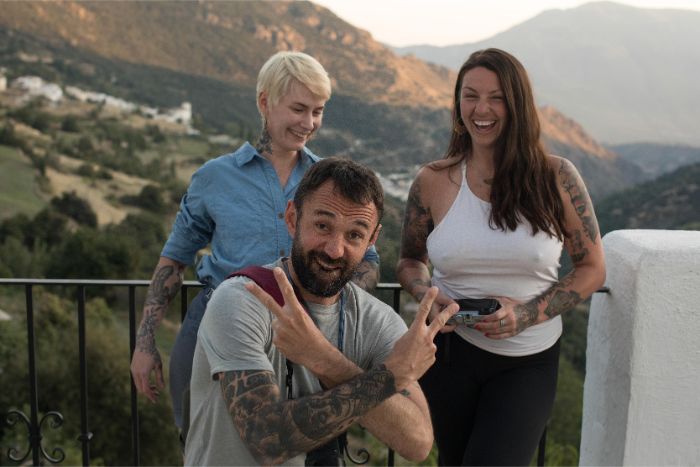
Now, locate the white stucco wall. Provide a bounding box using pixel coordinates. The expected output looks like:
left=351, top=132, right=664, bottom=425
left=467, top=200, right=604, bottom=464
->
left=580, top=230, right=700, bottom=466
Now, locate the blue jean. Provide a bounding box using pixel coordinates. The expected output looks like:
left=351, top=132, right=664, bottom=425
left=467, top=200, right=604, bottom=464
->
left=169, top=287, right=212, bottom=429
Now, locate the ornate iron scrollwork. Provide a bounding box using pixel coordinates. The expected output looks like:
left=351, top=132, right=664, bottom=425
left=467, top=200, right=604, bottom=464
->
left=344, top=444, right=370, bottom=465
left=4, top=409, right=66, bottom=464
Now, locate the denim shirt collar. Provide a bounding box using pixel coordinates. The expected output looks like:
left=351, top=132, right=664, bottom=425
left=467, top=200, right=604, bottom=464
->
left=235, top=142, right=318, bottom=168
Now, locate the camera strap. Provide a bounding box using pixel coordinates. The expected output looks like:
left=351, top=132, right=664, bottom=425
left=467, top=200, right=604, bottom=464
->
left=280, top=258, right=346, bottom=399
left=229, top=263, right=349, bottom=464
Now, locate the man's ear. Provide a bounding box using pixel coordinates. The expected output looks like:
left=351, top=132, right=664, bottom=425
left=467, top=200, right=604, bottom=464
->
left=368, top=224, right=382, bottom=247
left=285, top=200, right=297, bottom=236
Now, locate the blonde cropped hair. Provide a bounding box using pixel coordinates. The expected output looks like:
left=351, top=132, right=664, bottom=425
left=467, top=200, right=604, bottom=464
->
left=256, top=51, right=331, bottom=116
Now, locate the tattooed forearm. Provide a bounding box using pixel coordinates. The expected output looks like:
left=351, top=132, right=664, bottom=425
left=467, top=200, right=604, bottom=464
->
left=144, top=265, right=183, bottom=308
left=221, top=366, right=396, bottom=465
left=559, top=160, right=599, bottom=243
left=400, top=182, right=433, bottom=260
left=135, top=313, right=161, bottom=355
left=515, top=273, right=584, bottom=329
left=544, top=289, right=582, bottom=319
left=352, top=260, right=379, bottom=291
left=136, top=264, right=183, bottom=354
left=256, top=127, right=273, bottom=156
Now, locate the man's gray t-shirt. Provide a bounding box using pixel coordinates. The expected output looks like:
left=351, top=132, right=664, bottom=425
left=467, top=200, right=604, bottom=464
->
left=184, top=262, right=408, bottom=466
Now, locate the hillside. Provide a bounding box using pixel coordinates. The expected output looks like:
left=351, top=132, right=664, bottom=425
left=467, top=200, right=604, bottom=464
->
left=395, top=1, right=700, bottom=147
left=0, top=1, right=650, bottom=200
left=0, top=88, right=221, bottom=225
left=610, top=143, right=700, bottom=181
left=0, top=1, right=453, bottom=109
left=596, top=162, right=700, bottom=234
left=539, top=106, right=644, bottom=200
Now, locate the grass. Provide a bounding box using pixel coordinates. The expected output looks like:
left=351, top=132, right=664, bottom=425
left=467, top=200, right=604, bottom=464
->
left=0, top=144, right=46, bottom=220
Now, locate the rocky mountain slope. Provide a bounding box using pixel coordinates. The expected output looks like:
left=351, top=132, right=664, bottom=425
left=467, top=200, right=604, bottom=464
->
left=0, top=0, right=645, bottom=199
left=395, top=1, right=700, bottom=147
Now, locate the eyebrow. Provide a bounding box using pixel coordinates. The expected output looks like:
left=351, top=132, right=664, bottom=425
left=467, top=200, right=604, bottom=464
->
left=291, top=101, right=325, bottom=110
left=314, top=209, right=371, bottom=230
left=461, top=86, right=503, bottom=95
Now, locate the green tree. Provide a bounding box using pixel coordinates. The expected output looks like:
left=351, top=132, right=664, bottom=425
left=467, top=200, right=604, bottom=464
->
left=46, top=229, right=138, bottom=279
left=61, top=115, right=80, bottom=133
left=50, top=192, right=98, bottom=227
left=0, top=291, right=181, bottom=465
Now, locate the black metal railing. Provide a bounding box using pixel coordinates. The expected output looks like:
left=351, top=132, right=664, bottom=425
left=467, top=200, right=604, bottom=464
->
left=1, top=278, right=600, bottom=466
left=0, top=279, right=404, bottom=466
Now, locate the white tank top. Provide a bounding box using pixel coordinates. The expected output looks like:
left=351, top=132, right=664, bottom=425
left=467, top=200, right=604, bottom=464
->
left=427, top=163, right=564, bottom=356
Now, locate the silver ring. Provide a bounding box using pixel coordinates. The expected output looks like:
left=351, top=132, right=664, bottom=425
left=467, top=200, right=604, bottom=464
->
left=499, top=318, right=506, bottom=328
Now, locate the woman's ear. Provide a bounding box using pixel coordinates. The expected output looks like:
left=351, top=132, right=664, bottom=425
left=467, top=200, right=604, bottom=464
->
left=258, top=91, right=269, bottom=116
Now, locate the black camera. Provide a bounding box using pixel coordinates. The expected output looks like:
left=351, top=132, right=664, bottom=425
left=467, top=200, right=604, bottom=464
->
left=305, top=436, right=345, bottom=466
left=446, top=298, right=501, bottom=326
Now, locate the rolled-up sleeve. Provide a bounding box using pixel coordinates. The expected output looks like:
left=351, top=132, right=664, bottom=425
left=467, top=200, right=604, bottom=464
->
left=161, top=167, right=215, bottom=265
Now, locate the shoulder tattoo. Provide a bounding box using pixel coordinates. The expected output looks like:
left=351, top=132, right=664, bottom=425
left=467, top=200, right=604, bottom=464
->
left=559, top=160, right=599, bottom=244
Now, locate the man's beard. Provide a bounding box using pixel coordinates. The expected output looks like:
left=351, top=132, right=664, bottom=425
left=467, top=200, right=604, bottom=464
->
left=290, top=232, right=359, bottom=298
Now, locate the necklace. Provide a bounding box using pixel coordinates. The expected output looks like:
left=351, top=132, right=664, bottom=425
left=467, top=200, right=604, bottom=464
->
left=466, top=160, right=494, bottom=186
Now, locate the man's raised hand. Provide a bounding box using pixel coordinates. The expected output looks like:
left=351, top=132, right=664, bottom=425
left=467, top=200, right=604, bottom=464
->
left=244, top=267, right=335, bottom=367
left=384, top=286, right=458, bottom=391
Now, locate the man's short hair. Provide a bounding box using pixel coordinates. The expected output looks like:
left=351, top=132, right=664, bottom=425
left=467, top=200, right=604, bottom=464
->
left=294, top=157, right=384, bottom=225
left=256, top=51, right=331, bottom=115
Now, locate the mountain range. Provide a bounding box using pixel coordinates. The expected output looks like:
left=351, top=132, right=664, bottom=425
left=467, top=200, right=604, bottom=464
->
left=395, top=1, right=700, bottom=147
left=0, top=0, right=678, bottom=201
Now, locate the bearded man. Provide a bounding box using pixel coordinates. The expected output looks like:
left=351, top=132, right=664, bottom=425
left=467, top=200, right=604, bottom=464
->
left=184, top=157, right=457, bottom=466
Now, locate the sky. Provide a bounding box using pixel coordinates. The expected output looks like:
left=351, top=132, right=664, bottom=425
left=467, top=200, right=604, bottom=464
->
left=312, top=0, right=700, bottom=46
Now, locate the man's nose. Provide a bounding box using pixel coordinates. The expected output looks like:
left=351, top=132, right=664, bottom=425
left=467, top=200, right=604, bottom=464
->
left=324, top=235, right=345, bottom=259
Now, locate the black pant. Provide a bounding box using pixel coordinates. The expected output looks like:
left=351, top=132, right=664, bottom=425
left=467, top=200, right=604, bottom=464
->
left=419, top=333, right=560, bottom=466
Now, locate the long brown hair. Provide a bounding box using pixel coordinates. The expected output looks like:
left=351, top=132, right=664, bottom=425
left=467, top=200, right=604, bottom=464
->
left=443, top=48, right=566, bottom=240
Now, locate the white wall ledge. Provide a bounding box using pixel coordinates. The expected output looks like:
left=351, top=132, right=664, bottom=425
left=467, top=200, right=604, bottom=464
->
left=580, top=230, right=700, bottom=466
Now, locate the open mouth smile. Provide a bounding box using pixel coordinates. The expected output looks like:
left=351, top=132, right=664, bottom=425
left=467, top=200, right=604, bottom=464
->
left=473, top=120, right=497, bottom=131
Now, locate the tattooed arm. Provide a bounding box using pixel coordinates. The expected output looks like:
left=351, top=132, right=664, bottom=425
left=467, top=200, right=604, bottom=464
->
left=220, top=366, right=396, bottom=465
left=480, top=157, right=606, bottom=338
left=130, top=256, right=186, bottom=402
left=241, top=273, right=456, bottom=462
left=397, top=170, right=455, bottom=326
left=351, top=259, right=379, bottom=291
left=396, top=174, right=432, bottom=300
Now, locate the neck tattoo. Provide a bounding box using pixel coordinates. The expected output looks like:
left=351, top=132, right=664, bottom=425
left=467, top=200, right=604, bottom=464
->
left=256, top=128, right=273, bottom=156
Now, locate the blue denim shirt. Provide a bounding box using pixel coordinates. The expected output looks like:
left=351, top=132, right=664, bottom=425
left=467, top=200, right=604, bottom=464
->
left=161, top=142, right=379, bottom=288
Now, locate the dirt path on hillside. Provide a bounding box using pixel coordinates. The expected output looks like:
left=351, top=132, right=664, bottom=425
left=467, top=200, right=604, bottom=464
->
left=46, top=155, right=152, bottom=226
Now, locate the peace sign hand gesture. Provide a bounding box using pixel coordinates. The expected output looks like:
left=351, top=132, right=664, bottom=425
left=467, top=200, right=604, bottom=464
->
left=244, top=267, right=337, bottom=369
left=383, top=287, right=459, bottom=391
